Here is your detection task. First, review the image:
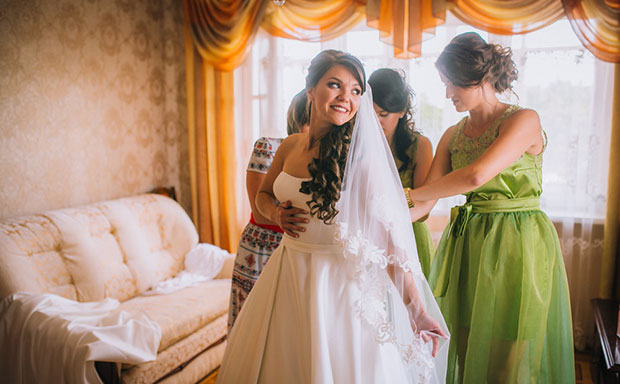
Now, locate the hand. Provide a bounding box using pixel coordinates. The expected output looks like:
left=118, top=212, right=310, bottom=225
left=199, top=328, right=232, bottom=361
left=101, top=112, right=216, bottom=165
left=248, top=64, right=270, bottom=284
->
left=275, top=201, right=308, bottom=238
left=409, top=202, right=429, bottom=222
left=411, top=311, right=448, bottom=357
left=409, top=201, right=431, bottom=223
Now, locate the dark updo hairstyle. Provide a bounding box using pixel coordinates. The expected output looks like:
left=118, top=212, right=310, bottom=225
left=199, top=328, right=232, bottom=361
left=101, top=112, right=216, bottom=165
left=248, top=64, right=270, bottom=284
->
left=286, top=89, right=310, bottom=135
left=300, top=49, right=366, bottom=225
left=368, top=68, right=416, bottom=173
left=435, top=32, right=518, bottom=94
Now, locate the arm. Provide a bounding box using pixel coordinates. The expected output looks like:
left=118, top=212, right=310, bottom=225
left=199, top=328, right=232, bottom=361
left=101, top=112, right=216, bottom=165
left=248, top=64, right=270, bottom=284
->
left=412, top=135, right=433, bottom=189
left=384, top=234, right=447, bottom=356
left=410, top=109, right=543, bottom=204
left=246, top=171, right=275, bottom=225
left=409, top=135, right=433, bottom=222
left=246, top=138, right=276, bottom=225
left=386, top=260, right=447, bottom=356
left=408, top=126, right=456, bottom=222
left=256, top=137, right=308, bottom=237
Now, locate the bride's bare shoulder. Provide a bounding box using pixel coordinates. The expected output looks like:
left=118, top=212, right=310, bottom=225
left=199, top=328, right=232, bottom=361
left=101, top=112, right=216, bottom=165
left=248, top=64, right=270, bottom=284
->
left=279, top=133, right=306, bottom=152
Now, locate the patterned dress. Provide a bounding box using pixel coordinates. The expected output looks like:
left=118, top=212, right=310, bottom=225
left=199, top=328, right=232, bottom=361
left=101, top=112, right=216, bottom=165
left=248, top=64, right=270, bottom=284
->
left=428, top=105, right=575, bottom=383
left=392, top=133, right=435, bottom=279
left=227, top=137, right=284, bottom=332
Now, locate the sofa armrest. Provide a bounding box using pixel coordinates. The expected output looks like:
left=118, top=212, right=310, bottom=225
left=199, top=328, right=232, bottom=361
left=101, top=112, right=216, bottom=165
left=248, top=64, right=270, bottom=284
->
left=214, top=255, right=234, bottom=279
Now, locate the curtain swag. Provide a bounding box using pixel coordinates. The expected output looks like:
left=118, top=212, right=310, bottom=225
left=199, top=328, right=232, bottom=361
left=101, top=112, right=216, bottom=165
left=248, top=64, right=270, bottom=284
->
left=448, top=0, right=564, bottom=35
left=185, top=0, right=620, bottom=69
left=562, top=0, right=620, bottom=63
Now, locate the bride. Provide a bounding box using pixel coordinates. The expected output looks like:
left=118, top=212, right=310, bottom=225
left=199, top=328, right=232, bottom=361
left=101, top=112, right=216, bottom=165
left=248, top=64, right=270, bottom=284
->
left=217, top=50, right=449, bottom=383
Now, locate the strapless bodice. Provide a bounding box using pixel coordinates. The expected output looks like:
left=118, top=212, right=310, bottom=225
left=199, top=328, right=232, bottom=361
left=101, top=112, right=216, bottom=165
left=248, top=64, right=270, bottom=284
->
left=273, top=172, right=337, bottom=244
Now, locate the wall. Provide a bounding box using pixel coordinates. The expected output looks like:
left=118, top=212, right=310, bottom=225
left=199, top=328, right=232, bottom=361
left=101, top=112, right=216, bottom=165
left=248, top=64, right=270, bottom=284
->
left=0, top=0, right=190, bottom=218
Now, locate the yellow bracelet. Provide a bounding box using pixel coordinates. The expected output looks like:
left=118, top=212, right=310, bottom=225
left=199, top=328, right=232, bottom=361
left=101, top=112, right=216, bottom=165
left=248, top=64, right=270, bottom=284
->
left=403, top=188, right=415, bottom=208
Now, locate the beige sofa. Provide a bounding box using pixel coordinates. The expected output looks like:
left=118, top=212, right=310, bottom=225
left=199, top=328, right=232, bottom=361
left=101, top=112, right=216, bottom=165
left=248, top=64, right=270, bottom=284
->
left=0, top=193, right=233, bottom=383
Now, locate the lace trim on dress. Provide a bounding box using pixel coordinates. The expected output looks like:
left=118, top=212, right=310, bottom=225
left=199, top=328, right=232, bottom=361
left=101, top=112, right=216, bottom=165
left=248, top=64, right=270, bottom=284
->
left=335, top=223, right=433, bottom=383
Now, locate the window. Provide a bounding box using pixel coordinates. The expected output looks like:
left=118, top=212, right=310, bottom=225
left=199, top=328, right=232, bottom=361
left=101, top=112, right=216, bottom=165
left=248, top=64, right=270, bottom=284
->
left=235, top=13, right=614, bottom=221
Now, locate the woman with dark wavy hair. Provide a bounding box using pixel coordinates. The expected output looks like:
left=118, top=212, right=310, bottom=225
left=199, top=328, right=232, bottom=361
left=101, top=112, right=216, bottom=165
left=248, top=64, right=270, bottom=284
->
left=218, top=49, right=449, bottom=383
left=369, top=68, right=435, bottom=279
left=407, top=32, right=574, bottom=383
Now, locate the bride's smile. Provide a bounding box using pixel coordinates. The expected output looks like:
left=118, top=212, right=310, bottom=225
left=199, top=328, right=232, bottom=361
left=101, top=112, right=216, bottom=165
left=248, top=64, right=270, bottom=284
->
left=307, top=64, right=362, bottom=129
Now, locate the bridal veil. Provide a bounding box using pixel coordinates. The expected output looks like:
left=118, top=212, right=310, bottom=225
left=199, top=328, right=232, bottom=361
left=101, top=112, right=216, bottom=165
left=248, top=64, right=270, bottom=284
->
left=335, top=85, right=449, bottom=383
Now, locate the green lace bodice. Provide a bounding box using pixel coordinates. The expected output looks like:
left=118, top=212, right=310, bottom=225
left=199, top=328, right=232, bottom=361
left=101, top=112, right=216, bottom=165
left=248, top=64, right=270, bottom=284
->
left=448, top=105, right=544, bottom=201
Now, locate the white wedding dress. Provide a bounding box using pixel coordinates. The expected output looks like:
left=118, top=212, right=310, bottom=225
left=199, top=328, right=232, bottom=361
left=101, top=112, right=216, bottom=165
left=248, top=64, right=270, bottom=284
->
left=218, top=172, right=424, bottom=383
left=218, top=86, right=448, bottom=384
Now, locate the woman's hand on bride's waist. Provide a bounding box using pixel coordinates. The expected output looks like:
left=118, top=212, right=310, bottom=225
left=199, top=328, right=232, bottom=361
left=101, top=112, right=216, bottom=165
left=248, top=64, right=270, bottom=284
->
left=275, top=201, right=309, bottom=238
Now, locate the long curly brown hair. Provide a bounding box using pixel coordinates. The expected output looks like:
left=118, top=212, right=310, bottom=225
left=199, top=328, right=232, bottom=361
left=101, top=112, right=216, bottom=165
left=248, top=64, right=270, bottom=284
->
left=299, top=50, right=366, bottom=225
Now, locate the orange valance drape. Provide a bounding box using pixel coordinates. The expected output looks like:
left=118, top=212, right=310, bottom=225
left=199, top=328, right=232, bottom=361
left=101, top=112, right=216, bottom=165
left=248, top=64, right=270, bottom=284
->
left=562, top=0, right=620, bottom=63
left=364, top=0, right=448, bottom=57
left=260, top=0, right=449, bottom=58
left=185, top=0, right=269, bottom=72
left=449, top=0, right=565, bottom=35
left=261, top=0, right=366, bottom=42
left=186, top=0, right=619, bottom=70
left=186, top=1, right=453, bottom=70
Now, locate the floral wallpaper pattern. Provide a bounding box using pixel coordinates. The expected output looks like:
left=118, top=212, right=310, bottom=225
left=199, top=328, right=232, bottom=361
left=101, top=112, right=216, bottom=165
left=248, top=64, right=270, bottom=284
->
left=0, top=0, right=190, bottom=219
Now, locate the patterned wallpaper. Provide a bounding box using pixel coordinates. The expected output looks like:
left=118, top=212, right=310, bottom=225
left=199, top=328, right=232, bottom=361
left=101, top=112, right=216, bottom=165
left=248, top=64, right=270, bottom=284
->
left=0, top=0, right=191, bottom=219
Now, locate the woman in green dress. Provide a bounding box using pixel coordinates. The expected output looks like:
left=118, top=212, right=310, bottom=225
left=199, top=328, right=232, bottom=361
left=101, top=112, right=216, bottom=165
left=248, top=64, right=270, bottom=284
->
left=406, top=32, right=574, bottom=383
left=368, top=68, right=435, bottom=278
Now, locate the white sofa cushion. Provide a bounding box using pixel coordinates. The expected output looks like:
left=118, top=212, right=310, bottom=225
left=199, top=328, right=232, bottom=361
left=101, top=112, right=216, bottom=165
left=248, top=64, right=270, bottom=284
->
left=0, top=194, right=198, bottom=302
left=45, top=207, right=139, bottom=302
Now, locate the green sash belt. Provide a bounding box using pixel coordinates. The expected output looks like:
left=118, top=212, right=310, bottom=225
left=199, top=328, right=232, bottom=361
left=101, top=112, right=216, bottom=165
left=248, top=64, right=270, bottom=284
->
left=449, top=197, right=540, bottom=237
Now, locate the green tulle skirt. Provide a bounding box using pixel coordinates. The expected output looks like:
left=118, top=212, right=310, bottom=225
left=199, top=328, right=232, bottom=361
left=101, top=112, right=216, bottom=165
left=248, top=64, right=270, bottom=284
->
left=413, top=221, right=434, bottom=279
left=429, top=208, right=575, bottom=384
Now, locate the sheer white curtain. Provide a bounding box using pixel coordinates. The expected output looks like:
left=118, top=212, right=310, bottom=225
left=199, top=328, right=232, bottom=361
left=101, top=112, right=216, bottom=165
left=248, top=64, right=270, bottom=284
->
left=506, top=29, right=614, bottom=350
left=542, top=56, right=613, bottom=350
left=234, top=14, right=614, bottom=351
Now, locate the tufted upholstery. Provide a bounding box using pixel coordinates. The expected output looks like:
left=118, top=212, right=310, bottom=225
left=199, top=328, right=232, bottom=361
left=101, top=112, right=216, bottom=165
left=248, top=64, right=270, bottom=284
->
left=0, top=194, right=198, bottom=302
